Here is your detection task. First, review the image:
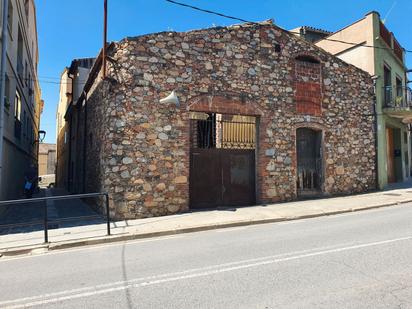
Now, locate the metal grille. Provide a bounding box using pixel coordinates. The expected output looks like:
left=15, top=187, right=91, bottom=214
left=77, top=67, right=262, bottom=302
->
left=221, top=120, right=255, bottom=149
left=297, top=158, right=322, bottom=190
left=296, top=128, right=322, bottom=192
left=190, top=113, right=256, bottom=150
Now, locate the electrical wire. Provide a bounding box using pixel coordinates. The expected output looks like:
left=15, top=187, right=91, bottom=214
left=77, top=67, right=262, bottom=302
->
left=165, top=0, right=412, bottom=54
left=165, top=0, right=252, bottom=23
left=9, top=0, right=410, bottom=87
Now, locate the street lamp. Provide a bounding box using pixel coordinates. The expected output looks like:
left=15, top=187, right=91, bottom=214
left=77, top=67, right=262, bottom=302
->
left=38, top=130, right=46, bottom=143
left=33, top=130, right=46, bottom=145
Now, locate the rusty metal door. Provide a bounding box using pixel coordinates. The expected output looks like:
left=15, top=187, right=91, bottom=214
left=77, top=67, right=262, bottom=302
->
left=190, top=149, right=255, bottom=209
left=189, top=113, right=256, bottom=209
left=221, top=149, right=255, bottom=206
left=190, top=149, right=222, bottom=208
left=296, top=128, right=322, bottom=195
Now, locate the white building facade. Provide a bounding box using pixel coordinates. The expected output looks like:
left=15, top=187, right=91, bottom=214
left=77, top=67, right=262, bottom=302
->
left=0, top=0, right=42, bottom=200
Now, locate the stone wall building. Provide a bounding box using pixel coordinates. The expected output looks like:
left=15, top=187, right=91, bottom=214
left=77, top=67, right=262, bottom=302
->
left=56, top=58, right=94, bottom=191
left=62, top=20, right=376, bottom=219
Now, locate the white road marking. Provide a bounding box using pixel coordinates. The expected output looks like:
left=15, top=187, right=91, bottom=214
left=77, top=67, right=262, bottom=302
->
left=0, top=235, right=184, bottom=262
left=3, top=235, right=412, bottom=308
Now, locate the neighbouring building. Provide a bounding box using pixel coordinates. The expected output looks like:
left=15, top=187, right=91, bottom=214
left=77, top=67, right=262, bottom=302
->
left=299, top=11, right=411, bottom=189
left=0, top=0, right=42, bottom=200
left=60, top=20, right=376, bottom=219
left=38, top=143, right=56, bottom=175
left=290, top=26, right=332, bottom=43
left=55, top=68, right=70, bottom=188
left=55, top=58, right=94, bottom=191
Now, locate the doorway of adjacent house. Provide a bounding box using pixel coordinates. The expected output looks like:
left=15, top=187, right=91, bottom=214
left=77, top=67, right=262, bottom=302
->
left=189, top=112, right=256, bottom=209
left=386, top=127, right=402, bottom=183
left=296, top=128, right=322, bottom=196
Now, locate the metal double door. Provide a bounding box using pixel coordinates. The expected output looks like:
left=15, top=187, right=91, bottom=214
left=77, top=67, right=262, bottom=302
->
left=190, top=149, right=256, bottom=209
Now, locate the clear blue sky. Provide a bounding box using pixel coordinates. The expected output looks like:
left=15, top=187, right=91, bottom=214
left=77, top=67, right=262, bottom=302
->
left=36, top=0, right=412, bottom=143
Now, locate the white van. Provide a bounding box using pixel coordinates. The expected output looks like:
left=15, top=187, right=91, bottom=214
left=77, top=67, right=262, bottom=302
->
left=38, top=174, right=55, bottom=189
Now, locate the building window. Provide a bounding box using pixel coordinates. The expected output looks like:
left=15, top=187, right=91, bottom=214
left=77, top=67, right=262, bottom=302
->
left=14, top=90, right=22, bottom=139
left=383, top=65, right=392, bottom=107
left=7, top=0, right=13, bottom=34
left=26, top=114, right=30, bottom=139
left=25, top=61, right=28, bottom=86
left=395, top=77, right=403, bottom=107
left=295, top=55, right=322, bottom=116
left=17, top=27, right=24, bottom=80
left=30, top=123, right=34, bottom=145
left=14, top=90, right=21, bottom=120
left=23, top=111, right=27, bottom=138
left=190, top=112, right=256, bottom=150
left=24, top=0, right=29, bottom=22
left=4, top=75, right=10, bottom=111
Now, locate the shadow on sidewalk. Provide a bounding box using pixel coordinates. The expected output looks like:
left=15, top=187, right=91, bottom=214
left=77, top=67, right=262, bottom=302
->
left=0, top=188, right=104, bottom=236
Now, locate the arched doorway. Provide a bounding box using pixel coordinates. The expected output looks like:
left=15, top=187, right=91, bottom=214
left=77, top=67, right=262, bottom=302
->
left=296, top=128, right=323, bottom=196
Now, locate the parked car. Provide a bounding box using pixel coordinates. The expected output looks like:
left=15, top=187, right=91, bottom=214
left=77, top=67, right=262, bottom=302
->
left=38, top=174, right=55, bottom=189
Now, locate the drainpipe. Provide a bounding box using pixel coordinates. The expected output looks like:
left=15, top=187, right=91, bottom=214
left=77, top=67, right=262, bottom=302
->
left=372, top=75, right=380, bottom=190
left=0, top=0, right=9, bottom=199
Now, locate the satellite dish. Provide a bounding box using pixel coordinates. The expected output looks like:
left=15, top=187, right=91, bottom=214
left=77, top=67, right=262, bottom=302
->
left=160, top=90, right=179, bottom=107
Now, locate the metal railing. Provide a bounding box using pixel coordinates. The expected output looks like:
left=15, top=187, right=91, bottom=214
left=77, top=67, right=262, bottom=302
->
left=0, top=192, right=110, bottom=243
left=383, top=86, right=412, bottom=108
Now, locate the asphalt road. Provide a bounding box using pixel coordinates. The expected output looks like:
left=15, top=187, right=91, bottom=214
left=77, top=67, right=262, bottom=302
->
left=1, top=204, right=412, bottom=308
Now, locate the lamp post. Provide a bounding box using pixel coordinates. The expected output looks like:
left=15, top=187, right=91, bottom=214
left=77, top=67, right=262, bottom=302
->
left=33, top=130, right=46, bottom=179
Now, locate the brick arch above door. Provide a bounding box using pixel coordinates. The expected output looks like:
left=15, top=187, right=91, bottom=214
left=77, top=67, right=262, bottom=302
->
left=187, top=94, right=264, bottom=116
left=291, top=121, right=329, bottom=135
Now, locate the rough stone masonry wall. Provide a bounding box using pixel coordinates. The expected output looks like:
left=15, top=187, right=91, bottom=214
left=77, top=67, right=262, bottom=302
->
left=85, top=22, right=376, bottom=219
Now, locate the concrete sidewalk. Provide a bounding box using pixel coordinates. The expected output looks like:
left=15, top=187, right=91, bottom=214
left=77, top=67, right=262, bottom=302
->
left=1, top=187, right=412, bottom=257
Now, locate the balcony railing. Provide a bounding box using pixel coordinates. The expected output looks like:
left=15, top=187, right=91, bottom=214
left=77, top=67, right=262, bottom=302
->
left=383, top=86, right=412, bottom=109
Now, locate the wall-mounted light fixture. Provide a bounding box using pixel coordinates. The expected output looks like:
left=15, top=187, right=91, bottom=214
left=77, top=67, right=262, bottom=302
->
left=38, top=130, right=46, bottom=143
left=33, top=130, right=46, bottom=145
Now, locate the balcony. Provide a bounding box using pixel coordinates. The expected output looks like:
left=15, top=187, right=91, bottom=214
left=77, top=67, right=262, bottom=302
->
left=382, top=86, right=412, bottom=122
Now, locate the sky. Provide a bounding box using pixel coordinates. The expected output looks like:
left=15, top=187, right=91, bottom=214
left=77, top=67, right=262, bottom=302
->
left=36, top=0, right=412, bottom=143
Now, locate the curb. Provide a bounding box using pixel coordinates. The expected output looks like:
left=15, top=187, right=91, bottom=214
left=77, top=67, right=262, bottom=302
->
left=0, top=200, right=410, bottom=258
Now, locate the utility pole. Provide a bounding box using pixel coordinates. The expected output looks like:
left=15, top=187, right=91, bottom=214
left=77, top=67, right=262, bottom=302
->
left=0, top=0, right=10, bottom=199
left=102, top=0, right=107, bottom=79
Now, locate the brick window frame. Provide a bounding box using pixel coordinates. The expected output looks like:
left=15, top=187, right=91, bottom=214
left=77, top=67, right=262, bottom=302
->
left=293, top=54, right=323, bottom=116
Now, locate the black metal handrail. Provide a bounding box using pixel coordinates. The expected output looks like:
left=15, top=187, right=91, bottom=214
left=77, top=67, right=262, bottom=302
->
left=0, top=192, right=111, bottom=243
left=383, top=86, right=412, bottom=108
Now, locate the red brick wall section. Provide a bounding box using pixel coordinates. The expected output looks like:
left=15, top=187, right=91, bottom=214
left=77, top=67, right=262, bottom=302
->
left=295, top=59, right=322, bottom=116
left=380, top=22, right=392, bottom=47
left=295, top=82, right=322, bottom=116
left=187, top=95, right=263, bottom=116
